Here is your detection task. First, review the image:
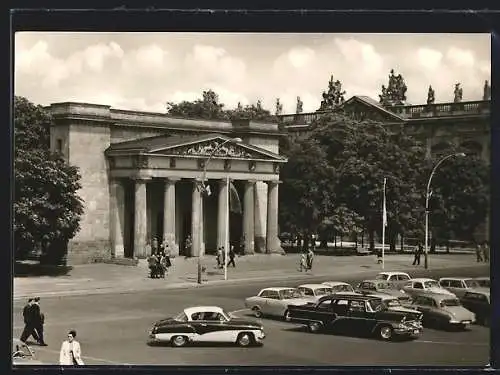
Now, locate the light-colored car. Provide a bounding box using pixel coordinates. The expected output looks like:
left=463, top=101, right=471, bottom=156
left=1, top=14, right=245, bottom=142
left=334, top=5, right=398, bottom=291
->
left=12, top=339, right=44, bottom=365
left=322, top=281, right=356, bottom=293
left=297, top=284, right=333, bottom=301
left=410, top=293, right=475, bottom=329
left=402, top=278, right=455, bottom=297
left=375, top=272, right=412, bottom=288
left=245, top=287, right=315, bottom=320
left=356, top=279, right=412, bottom=306
left=438, top=277, right=483, bottom=298
left=474, top=277, right=490, bottom=288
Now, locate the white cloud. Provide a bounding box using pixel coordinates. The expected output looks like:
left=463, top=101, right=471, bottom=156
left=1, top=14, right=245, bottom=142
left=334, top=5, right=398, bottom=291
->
left=417, top=48, right=443, bottom=70
left=287, top=47, right=315, bottom=68
left=446, top=46, right=475, bottom=67
left=334, top=38, right=384, bottom=72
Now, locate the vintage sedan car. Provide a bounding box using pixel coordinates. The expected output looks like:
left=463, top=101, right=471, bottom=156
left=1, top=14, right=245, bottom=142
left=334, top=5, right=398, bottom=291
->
left=12, top=339, right=44, bottom=365
left=410, top=293, right=475, bottom=329
left=245, top=287, right=315, bottom=320
left=367, top=293, right=421, bottom=314
left=287, top=293, right=423, bottom=341
left=297, top=284, right=333, bottom=301
left=375, top=272, right=411, bottom=288
left=322, top=281, right=356, bottom=294
left=460, top=289, right=490, bottom=326
left=148, top=306, right=265, bottom=347
left=474, top=277, right=490, bottom=288
left=356, top=279, right=412, bottom=306
left=402, top=278, right=455, bottom=297
left=438, top=277, right=484, bottom=298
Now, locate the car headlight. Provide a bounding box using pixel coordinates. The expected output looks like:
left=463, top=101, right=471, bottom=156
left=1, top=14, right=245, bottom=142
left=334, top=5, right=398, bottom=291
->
left=400, top=290, right=406, bottom=294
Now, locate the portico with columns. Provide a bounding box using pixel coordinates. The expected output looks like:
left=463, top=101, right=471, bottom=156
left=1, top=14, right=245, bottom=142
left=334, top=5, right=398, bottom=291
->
left=105, top=134, right=287, bottom=259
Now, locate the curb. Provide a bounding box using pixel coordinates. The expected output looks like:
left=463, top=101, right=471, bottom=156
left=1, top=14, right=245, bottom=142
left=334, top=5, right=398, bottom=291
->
left=13, top=263, right=488, bottom=301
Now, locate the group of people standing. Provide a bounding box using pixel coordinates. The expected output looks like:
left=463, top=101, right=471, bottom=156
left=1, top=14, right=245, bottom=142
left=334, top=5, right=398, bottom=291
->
left=476, top=241, right=490, bottom=263
left=216, top=246, right=236, bottom=269
left=299, top=248, right=315, bottom=272
left=147, top=237, right=173, bottom=278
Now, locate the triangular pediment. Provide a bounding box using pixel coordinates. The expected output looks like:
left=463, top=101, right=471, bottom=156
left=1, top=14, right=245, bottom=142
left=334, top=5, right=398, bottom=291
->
left=106, top=133, right=287, bottom=162
left=341, top=96, right=405, bottom=123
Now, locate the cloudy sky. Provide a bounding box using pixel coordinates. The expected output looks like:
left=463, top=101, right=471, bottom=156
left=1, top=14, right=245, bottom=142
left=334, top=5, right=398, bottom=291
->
left=14, top=33, right=491, bottom=114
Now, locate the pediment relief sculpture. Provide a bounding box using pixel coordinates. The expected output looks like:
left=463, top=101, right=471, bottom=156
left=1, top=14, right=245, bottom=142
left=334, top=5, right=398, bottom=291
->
left=167, top=140, right=258, bottom=159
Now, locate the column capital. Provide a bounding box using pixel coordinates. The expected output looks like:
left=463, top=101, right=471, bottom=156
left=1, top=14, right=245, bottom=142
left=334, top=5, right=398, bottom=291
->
left=165, top=177, right=181, bottom=183
left=245, top=179, right=257, bottom=185
left=132, top=177, right=152, bottom=183
left=266, top=180, right=282, bottom=185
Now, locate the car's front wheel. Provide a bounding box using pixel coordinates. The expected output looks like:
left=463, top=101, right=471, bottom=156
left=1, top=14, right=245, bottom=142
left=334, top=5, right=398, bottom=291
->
left=236, top=332, right=254, bottom=347
left=171, top=335, right=188, bottom=347
left=378, top=325, right=393, bottom=341
left=252, top=306, right=263, bottom=318
left=307, top=321, right=322, bottom=333
left=283, top=310, right=291, bottom=322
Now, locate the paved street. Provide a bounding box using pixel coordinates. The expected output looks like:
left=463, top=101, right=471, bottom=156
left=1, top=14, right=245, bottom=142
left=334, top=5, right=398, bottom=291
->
left=13, top=264, right=489, bottom=366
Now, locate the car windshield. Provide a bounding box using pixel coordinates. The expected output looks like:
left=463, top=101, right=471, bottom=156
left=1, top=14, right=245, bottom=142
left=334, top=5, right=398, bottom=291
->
left=476, top=278, right=490, bottom=287
left=423, top=280, right=439, bottom=288
left=376, top=282, right=391, bottom=290
left=173, top=312, right=188, bottom=322
left=464, top=279, right=480, bottom=288
left=375, top=274, right=388, bottom=280
left=280, top=289, right=303, bottom=299
left=315, top=287, right=332, bottom=296
left=333, top=284, right=353, bottom=292
left=369, top=299, right=384, bottom=311
left=385, top=299, right=402, bottom=308
left=440, top=299, right=461, bottom=307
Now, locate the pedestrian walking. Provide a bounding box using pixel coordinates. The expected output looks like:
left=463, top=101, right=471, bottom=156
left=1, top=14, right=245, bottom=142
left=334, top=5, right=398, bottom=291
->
left=59, top=330, right=84, bottom=365
left=31, top=297, right=47, bottom=346
left=482, top=241, right=490, bottom=262
left=227, top=245, right=236, bottom=267
left=152, top=237, right=159, bottom=254
left=476, top=242, right=483, bottom=263
left=216, top=247, right=223, bottom=268
left=164, top=244, right=172, bottom=271
left=306, top=248, right=314, bottom=271
left=298, top=252, right=308, bottom=272
left=20, top=298, right=39, bottom=344
left=412, top=242, right=422, bottom=266
left=147, top=253, right=160, bottom=278
left=185, top=235, right=192, bottom=258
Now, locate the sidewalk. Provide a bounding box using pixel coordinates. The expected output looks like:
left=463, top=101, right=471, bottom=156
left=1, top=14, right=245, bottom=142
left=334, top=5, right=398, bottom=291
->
left=13, top=253, right=487, bottom=300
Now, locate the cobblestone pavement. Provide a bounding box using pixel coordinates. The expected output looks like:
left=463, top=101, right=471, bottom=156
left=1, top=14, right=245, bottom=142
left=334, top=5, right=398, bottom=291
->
left=14, top=253, right=486, bottom=300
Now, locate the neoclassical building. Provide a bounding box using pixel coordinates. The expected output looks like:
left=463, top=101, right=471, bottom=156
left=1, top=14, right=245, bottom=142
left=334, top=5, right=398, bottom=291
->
left=48, top=103, right=287, bottom=264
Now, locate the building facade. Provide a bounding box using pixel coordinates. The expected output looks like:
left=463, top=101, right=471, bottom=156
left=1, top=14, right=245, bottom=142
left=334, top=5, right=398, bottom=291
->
left=278, top=95, right=491, bottom=242
left=49, top=102, right=287, bottom=264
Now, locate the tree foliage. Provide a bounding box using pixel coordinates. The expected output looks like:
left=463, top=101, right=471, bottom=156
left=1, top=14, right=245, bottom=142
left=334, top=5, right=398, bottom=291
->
left=14, top=96, right=84, bottom=264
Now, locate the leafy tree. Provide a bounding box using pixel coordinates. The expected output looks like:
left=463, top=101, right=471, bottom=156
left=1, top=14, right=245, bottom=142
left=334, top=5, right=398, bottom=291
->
left=166, top=89, right=230, bottom=120
left=229, top=99, right=276, bottom=122
left=14, top=96, right=84, bottom=264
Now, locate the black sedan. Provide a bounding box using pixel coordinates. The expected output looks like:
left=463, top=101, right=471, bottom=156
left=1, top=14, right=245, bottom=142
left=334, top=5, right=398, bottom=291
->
left=148, top=306, right=265, bottom=347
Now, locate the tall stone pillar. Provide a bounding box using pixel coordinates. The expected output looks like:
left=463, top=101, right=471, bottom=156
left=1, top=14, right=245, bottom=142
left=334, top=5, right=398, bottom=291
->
left=254, top=181, right=268, bottom=253
left=217, top=179, right=229, bottom=250
left=243, top=180, right=255, bottom=254
left=266, top=181, right=284, bottom=254
left=109, top=178, right=125, bottom=258
left=191, top=179, right=203, bottom=257
left=133, top=178, right=149, bottom=258
left=163, top=178, right=179, bottom=256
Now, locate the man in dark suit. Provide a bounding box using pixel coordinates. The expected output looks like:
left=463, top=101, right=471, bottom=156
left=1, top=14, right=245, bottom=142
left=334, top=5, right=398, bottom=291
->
left=20, top=298, right=39, bottom=343
left=32, top=297, right=47, bottom=346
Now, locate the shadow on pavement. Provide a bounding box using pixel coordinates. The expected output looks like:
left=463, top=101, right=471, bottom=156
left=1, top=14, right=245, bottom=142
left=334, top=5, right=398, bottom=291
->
left=147, top=341, right=263, bottom=348
left=14, top=261, right=73, bottom=277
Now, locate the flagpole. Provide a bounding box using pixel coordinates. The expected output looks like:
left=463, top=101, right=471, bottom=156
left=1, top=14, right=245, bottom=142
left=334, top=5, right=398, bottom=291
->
left=224, top=175, right=230, bottom=281
left=382, top=178, right=387, bottom=270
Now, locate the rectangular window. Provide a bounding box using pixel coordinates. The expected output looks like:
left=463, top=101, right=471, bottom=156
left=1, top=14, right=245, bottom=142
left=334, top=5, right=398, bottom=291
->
left=56, top=139, right=63, bottom=153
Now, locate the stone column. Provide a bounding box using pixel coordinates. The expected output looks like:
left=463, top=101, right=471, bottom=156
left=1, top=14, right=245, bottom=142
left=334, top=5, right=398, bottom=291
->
left=243, top=180, right=255, bottom=254
left=133, top=178, right=149, bottom=258
left=109, top=179, right=125, bottom=258
left=217, top=179, right=229, bottom=250
left=191, top=179, right=203, bottom=257
left=266, top=181, right=284, bottom=254
left=163, top=178, right=179, bottom=256
left=254, top=181, right=268, bottom=253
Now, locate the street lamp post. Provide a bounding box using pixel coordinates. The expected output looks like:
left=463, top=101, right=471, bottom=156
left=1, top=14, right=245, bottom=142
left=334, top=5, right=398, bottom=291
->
left=424, top=152, right=466, bottom=269
left=197, top=137, right=242, bottom=284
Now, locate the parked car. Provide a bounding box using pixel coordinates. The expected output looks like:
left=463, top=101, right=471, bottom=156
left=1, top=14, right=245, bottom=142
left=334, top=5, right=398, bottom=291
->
left=460, top=289, right=490, bottom=326
left=474, top=277, right=490, bottom=288
left=286, top=293, right=423, bottom=341
left=402, top=278, right=455, bottom=297
left=366, top=293, right=421, bottom=314
left=410, top=293, right=475, bottom=329
left=244, top=287, right=315, bottom=320
left=297, top=284, right=333, bottom=301
left=322, top=281, right=356, bottom=294
left=148, top=306, right=265, bottom=347
left=12, top=339, right=44, bottom=365
left=438, top=277, right=483, bottom=298
left=356, top=279, right=412, bottom=306
left=375, top=272, right=412, bottom=288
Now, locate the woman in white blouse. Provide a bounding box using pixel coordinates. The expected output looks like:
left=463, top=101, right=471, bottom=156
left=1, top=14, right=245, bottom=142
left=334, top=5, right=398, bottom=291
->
left=59, top=330, right=84, bottom=365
